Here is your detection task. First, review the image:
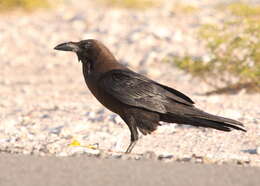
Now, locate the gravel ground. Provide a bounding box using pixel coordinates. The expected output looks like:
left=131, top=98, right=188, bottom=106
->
left=0, top=0, right=259, bottom=166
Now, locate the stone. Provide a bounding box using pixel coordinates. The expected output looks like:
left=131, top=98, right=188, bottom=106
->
left=256, top=146, right=260, bottom=155
left=158, top=153, right=174, bottom=160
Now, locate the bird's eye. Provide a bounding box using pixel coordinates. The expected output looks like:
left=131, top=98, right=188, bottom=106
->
left=84, top=41, right=92, bottom=49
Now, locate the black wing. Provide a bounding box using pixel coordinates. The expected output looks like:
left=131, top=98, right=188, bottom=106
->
left=99, top=69, right=194, bottom=114
left=154, top=83, right=194, bottom=104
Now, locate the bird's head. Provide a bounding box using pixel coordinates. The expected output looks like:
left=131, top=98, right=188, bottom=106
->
left=54, top=39, right=121, bottom=75
left=54, top=39, right=105, bottom=63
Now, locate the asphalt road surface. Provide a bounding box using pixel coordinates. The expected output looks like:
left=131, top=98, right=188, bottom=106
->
left=0, top=154, right=259, bottom=186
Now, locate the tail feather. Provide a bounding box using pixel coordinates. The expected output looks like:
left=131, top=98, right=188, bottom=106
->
left=160, top=108, right=246, bottom=132
left=192, top=109, right=244, bottom=126
left=191, top=117, right=246, bottom=132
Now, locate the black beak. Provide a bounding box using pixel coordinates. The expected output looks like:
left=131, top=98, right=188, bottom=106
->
left=54, top=42, right=80, bottom=52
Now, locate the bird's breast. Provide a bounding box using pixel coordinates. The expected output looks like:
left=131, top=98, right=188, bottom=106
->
left=83, top=68, right=125, bottom=115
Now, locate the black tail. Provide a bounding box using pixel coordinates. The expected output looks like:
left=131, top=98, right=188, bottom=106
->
left=161, top=108, right=246, bottom=132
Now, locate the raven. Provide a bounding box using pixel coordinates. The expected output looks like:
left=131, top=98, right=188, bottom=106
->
left=54, top=39, right=246, bottom=153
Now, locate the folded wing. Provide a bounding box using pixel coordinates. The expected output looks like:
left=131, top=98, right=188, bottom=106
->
left=99, top=69, right=194, bottom=113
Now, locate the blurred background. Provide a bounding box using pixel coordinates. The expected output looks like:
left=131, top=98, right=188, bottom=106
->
left=1, top=0, right=259, bottom=92
left=0, top=0, right=259, bottom=165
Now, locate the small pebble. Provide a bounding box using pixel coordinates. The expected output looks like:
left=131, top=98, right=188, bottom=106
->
left=142, top=151, right=157, bottom=160
left=110, top=153, right=122, bottom=159
left=158, top=153, right=174, bottom=160
left=256, top=147, right=260, bottom=155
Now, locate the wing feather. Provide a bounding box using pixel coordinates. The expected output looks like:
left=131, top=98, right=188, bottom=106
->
left=99, top=70, right=194, bottom=113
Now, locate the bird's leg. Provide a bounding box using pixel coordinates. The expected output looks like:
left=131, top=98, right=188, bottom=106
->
left=126, top=140, right=137, bottom=154
left=122, top=115, right=139, bottom=154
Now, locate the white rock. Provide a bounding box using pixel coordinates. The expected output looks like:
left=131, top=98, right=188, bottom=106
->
left=153, top=27, right=171, bottom=39
left=70, top=146, right=100, bottom=156
left=256, top=147, right=260, bottom=155
left=173, top=30, right=183, bottom=42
